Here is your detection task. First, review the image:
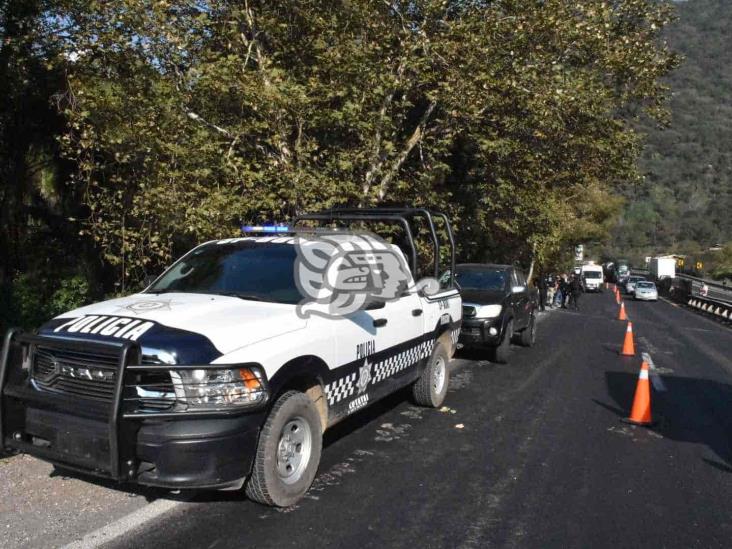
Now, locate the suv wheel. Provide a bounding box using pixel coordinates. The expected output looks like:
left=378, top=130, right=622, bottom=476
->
left=412, top=342, right=450, bottom=407
left=245, top=390, right=322, bottom=507
left=517, top=315, right=536, bottom=347
left=490, top=319, right=513, bottom=363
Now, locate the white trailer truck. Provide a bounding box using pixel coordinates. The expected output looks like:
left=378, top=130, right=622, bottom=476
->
left=649, top=256, right=676, bottom=280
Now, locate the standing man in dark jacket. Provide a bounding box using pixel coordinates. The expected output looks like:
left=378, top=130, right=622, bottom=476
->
left=570, top=275, right=583, bottom=311
left=559, top=275, right=570, bottom=308
left=536, top=274, right=548, bottom=312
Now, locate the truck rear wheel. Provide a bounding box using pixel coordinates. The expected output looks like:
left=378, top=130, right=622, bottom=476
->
left=245, top=390, right=322, bottom=507
left=412, top=342, right=450, bottom=408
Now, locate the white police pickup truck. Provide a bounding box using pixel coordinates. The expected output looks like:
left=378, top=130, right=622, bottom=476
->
left=0, top=208, right=460, bottom=506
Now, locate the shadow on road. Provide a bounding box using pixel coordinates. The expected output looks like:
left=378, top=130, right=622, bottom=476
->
left=190, top=388, right=415, bottom=504
left=46, top=465, right=176, bottom=503
left=599, top=371, right=732, bottom=471
left=454, top=346, right=494, bottom=362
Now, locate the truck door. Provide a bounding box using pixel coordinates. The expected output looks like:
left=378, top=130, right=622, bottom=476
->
left=334, top=291, right=424, bottom=373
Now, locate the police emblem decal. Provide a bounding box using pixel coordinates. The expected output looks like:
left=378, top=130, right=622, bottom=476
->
left=117, top=299, right=176, bottom=315
left=356, top=359, right=371, bottom=394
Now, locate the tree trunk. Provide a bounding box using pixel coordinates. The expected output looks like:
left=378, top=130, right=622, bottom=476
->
left=375, top=101, right=436, bottom=202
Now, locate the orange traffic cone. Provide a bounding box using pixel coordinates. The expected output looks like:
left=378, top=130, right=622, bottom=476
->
left=624, top=361, right=653, bottom=425
left=620, top=321, right=635, bottom=356
left=615, top=289, right=620, bottom=305
left=618, top=301, right=628, bottom=321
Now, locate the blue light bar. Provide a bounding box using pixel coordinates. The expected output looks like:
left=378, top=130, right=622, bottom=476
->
left=242, top=225, right=291, bottom=234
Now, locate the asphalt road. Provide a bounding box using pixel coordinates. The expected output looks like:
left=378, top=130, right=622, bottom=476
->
left=87, top=290, right=730, bottom=549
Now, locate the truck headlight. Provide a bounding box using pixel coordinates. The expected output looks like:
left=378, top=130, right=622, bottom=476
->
left=130, top=365, right=268, bottom=413
left=474, top=304, right=502, bottom=318
left=170, top=367, right=267, bottom=409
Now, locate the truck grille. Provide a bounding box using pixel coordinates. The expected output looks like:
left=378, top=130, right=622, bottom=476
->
left=32, top=346, right=119, bottom=401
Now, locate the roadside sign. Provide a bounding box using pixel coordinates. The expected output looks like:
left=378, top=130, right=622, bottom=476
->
left=574, top=244, right=584, bottom=261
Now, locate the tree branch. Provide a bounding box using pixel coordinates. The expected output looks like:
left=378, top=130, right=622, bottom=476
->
left=376, top=101, right=437, bottom=201
left=186, top=111, right=232, bottom=137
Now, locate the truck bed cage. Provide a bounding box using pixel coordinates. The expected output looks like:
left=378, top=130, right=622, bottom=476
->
left=294, top=207, right=455, bottom=287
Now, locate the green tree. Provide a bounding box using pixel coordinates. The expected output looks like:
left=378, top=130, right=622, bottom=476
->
left=0, top=0, right=99, bottom=330
left=11, top=0, right=678, bottom=292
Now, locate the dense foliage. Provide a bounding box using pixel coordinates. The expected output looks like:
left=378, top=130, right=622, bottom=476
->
left=1, top=0, right=678, bottom=328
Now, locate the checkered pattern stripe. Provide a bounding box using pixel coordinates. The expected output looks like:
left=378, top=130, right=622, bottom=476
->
left=324, top=372, right=357, bottom=406
left=372, top=340, right=434, bottom=384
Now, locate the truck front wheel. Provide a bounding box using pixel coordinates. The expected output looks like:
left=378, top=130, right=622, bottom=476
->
left=517, top=315, right=536, bottom=347
left=490, top=319, right=513, bottom=363
left=245, top=390, right=322, bottom=507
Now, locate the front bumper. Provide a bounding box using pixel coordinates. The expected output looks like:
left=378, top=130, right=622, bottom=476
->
left=459, top=317, right=503, bottom=347
left=635, top=293, right=658, bottom=301
left=0, top=331, right=264, bottom=490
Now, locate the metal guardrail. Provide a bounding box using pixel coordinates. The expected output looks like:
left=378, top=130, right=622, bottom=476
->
left=630, top=269, right=732, bottom=305
left=682, top=295, right=732, bottom=325
left=676, top=273, right=732, bottom=305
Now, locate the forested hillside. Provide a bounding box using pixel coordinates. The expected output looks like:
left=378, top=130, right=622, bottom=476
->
left=610, top=0, right=732, bottom=268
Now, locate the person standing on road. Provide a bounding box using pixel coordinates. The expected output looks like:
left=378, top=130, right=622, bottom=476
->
left=536, top=274, right=548, bottom=312
left=559, top=274, right=569, bottom=308
left=546, top=274, right=556, bottom=309
left=570, top=274, right=582, bottom=311
left=566, top=275, right=575, bottom=309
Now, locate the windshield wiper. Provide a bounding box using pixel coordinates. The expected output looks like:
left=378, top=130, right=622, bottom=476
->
left=215, top=292, right=266, bottom=302
left=146, top=288, right=176, bottom=295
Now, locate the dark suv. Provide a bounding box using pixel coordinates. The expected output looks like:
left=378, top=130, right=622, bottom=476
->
left=456, top=264, right=537, bottom=363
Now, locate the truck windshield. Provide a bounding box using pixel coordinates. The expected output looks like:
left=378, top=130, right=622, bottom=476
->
left=583, top=271, right=602, bottom=279
left=147, top=242, right=302, bottom=304
left=455, top=269, right=507, bottom=291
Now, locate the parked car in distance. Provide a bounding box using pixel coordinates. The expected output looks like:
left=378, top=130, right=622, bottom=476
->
left=457, top=264, right=537, bottom=363
left=624, top=275, right=646, bottom=295
left=634, top=281, right=658, bottom=301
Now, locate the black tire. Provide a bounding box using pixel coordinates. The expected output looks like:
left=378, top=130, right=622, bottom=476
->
left=412, top=341, right=450, bottom=408
left=245, top=391, right=322, bottom=507
left=490, top=319, right=513, bottom=363
left=517, top=314, right=536, bottom=347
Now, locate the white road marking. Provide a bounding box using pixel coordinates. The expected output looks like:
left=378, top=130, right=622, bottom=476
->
left=642, top=352, right=667, bottom=393
left=62, top=495, right=191, bottom=549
